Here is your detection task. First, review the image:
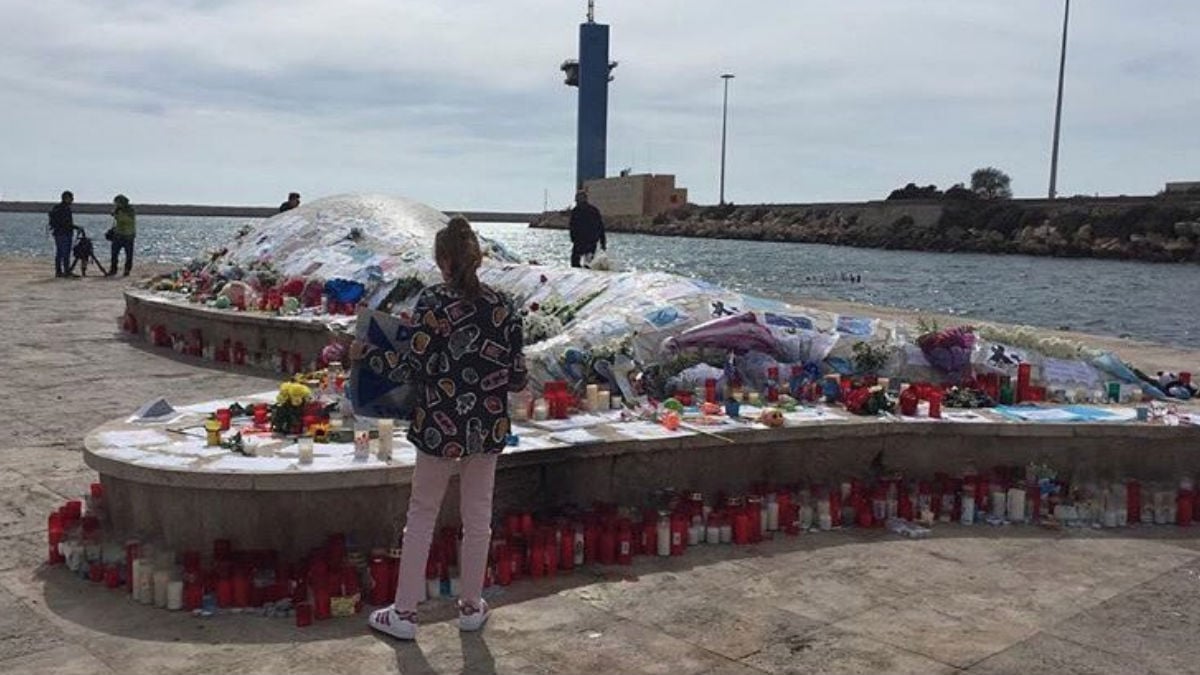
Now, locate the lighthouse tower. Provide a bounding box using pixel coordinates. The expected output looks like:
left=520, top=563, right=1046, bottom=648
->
left=561, top=1, right=617, bottom=188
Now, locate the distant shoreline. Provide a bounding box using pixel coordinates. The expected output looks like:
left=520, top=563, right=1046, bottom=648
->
left=533, top=194, right=1200, bottom=264
left=0, top=201, right=537, bottom=223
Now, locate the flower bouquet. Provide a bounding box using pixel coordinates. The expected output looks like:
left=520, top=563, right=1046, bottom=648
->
left=916, top=325, right=976, bottom=374
left=271, top=381, right=313, bottom=434
left=843, top=385, right=895, bottom=416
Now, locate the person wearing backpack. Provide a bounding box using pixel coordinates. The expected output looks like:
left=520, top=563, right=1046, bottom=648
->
left=107, top=194, right=137, bottom=277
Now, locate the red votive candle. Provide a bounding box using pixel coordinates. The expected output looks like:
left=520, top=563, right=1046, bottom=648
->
left=216, top=577, right=234, bottom=608
left=1016, top=363, right=1032, bottom=402
left=215, top=408, right=232, bottom=431
left=295, top=601, right=313, bottom=627
left=125, top=540, right=140, bottom=594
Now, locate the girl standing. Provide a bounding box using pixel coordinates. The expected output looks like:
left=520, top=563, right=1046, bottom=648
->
left=368, top=216, right=527, bottom=640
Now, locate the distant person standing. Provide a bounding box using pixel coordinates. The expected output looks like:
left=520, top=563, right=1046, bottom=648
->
left=279, top=192, right=301, bottom=212
left=107, top=194, right=136, bottom=277
left=568, top=190, right=606, bottom=268
left=48, top=191, right=76, bottom=278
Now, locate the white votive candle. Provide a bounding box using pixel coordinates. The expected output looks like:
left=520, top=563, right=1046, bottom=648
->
left=137, top=560, right=154, bottom=604
left=990, top=490, right=1007, bottom=518
left=598, top=389, right=611, bottom=411
left=533, top=399, right=549, bottom=421
left=1006, top=488, right=1026, bottom=522
left=153, top=569, right=170, bottom=608
left=610, top=395, right=623, bottom=410
left=166, top=580, right=184, bottom=610
left=298, top=437, right=314, bottom=464
left=377, top=419, right=394, bottom=461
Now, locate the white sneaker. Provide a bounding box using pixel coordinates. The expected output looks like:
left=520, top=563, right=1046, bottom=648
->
left=458, top=599, right=490, bottom=632
left=368, top=605, right=417, bottom=640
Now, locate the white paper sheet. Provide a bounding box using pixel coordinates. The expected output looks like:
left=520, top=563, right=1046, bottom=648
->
left=509, top=435, right=564, bottom=451
left=159, top=440, right=229, bottom=457
left=532, top=414, right=611, bottom=431
left=96, top=430, right=174, bottom=447
left=133, top=454, right=199, bottom=468
left=173, top=392, right=278, bottom=414
left=610, top=421, right=696, bottom=441
left=204, top=456, right=295, bottom=472
left=897, top=411, right=992, bottom=423
left=783, top=409, right=847, bottom=425
left=549, top=428, right=606, bottom=445
left=95, top=447, right=153, bottom=462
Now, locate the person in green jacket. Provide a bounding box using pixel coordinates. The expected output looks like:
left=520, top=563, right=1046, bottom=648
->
left=108, top=194, right=137, bottom=277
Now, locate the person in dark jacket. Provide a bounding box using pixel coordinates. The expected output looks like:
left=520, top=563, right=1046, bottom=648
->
left=568, top=190, right=606, bottom=267
left=279, top=192, right=301, bottom=212
left=48, top=191, right=76, bottom=278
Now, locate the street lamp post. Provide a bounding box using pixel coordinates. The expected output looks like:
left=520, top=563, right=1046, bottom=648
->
left=719, top=73, right=735, bottom=205
left=1048, top=0, right=1070, bottom=200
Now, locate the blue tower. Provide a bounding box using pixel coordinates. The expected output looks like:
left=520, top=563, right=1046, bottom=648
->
left=562, top=1, right=617, bottom=188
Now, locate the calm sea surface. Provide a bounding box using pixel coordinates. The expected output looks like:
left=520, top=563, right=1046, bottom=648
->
left=2, top=212, right=1195, bottom=348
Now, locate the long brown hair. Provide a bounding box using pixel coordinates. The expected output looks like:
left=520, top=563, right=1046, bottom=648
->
left=435, top=215, right=482, bottom=300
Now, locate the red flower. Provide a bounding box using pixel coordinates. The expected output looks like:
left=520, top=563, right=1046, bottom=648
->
left=530, top=302, right=541, bottom=312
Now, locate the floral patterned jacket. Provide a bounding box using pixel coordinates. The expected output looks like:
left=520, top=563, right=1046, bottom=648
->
left=404, top=283, right=527, bottom=458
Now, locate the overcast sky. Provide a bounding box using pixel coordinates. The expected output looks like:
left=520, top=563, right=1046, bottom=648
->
left=1, top=1, right=1197, bottom=210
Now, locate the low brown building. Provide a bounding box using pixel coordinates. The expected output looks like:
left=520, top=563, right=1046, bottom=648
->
left=583, top=173, right=688, bottom=217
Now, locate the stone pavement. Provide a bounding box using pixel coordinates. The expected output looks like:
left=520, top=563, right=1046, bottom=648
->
left=2, top=257, right=1200, bottom=675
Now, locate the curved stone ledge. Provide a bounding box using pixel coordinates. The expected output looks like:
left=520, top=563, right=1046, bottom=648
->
left=122, top=289, right=341, bottom=372
left=85, top=391, right=1200, bottom=556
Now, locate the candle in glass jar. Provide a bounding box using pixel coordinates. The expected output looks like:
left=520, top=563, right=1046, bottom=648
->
left=597, top=389, right=611, bottom=411
left=990, top=490, right=1007, bottom=518
left=747, top=391, right=761, bottom=405
left=136, top=560, right=154, bottom=603
left=655, top=515, right=671, bottom=557
left=153, top=570, right=170, bottom=608
left=298, top=437, right=314, bottom=464
left=533, top=399, right=549, bottom=421
left=353, top=432, right=371, bottom=460
left=585, top=384, right=599, bottom=411
left=166, top=580, right=184, bottom=610
left=610, top=394, right=622, bottom=410
left=1006, top=488, right=1026, bottom=522
left=377, top=419, right=394, bottom=461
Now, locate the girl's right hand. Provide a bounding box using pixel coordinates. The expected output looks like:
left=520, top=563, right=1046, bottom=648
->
left=348, top=340, right=370, bottom=362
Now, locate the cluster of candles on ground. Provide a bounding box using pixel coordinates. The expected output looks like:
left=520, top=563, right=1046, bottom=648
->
left=47, top=467, right=1200, bottom=627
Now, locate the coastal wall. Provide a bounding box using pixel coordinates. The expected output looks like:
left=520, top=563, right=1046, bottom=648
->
left=532, top=195, right=1200, bottom=263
